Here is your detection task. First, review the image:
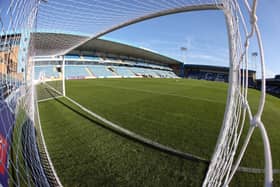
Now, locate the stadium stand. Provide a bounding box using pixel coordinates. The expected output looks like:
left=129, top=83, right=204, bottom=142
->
left=184, top=64, right=256, bottom=87
left=257, top=75, right=280, bottom=97
left=82, top=56, right=101, bottom=62
left=34, top=63, right=178, bottom=80
left=33, top=33, right=182, bottom=78
left=65, top=65, right=89, bottom=79
left=34, top=65, right=60, bottom=80
left=33, top=34, right=181, bottom=80
left=88, top=65, right=115, bottom=78
left=112, top=66, right=136, bottom=77
left=130, top=67, right=154, bottom=77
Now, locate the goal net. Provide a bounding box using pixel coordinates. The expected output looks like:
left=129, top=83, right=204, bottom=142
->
left=0, top=0, right=273, bottom=187
left=0, top=0, right=51, bottom=186
left=34, top=61, right=64, bottom=102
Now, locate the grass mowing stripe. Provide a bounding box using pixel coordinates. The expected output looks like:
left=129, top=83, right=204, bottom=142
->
left=65, top=95, right=208, bottom=162
left=91, top=82, right=226, bottom=104
left=65, top=79, right=280, bottom=168
left=66, top=94, right=280, bottom=174
left=39, top=78, right=280, bottom=186
left=39, top=97, right=208, bottom=186
left=67, top=79, right=226, bottom=159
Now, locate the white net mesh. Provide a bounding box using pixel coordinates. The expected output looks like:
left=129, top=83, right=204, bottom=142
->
left=35, top=0, right=223, bottom=56
left=0, top=0, right=51, bottom=186
left=0, top=0, right=272, bottom=186
left=34, top=62, right=64, bottom=102
left=203, top=1, right=272, bottom=186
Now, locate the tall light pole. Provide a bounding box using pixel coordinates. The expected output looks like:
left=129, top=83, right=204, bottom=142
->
left=252, top=52, right=258, bottom=78
left=180, top=47, right=188, bottom=64
left=180, top=47, right=187, bottom=77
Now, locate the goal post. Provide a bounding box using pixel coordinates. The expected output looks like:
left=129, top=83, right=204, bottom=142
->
left=32, top=1, right=273, bottom=186
left=0, top=0, right=273, bottom=186
left=203, top=1, right=273, bottom=186
left=62, top=56, right=66, bottom=97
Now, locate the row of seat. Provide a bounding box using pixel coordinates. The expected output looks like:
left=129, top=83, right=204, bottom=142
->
left=34, top=66, right=60, bottom=79
left=34, top=65, right=178, bottom=80
left=266, top=86, right=280, bottom=95
left=187, top=71, right=256, bottom=87
left=187, top=71, right=229, bottom=82
left=65, top=55, right=172, bottom=71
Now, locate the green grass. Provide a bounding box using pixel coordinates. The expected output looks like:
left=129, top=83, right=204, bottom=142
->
left=36, top=80, right=63, bottom=101
left=38, top=78, right=280, bottom=186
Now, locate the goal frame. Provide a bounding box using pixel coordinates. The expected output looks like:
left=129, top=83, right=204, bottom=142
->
left=55, top=2, right=272, bottom=186
left=31, top=1, right=272, bottom=186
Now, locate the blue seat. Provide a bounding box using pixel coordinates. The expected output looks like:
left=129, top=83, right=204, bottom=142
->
left=65, top=65, right=89, bottom=79
left=88, top=65, right=114, bottom=77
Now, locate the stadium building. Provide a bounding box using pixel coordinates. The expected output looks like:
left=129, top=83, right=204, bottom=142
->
left=1, top=1, right=280, bottom=187
left=32, top=33, right=182, bottom=80
left=184, top=64, right=256, bottom=87
left=33, top=33, right=259, bottom=89
left=257, top=75, right=280, bottom=97
left=0, top=34, right=23, bottom=98
left=0, top=34, right=21, bottom=75
left=1, top=33, right=276, bottom=98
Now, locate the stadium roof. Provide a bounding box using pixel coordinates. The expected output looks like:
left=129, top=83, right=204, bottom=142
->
left=32, top=32, right=182, bottom=65
left=32, top=33, right=88, bottom=57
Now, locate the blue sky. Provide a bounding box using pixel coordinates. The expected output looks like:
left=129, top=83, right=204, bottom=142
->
left=101, top=1, right=280, bottom=78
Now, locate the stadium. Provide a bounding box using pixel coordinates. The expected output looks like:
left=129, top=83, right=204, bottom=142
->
left=33, top=33, right=181, bottom=81
left=0, top=0, right=280, bottom=187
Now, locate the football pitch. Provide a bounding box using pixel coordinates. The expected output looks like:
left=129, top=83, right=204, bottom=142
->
left=38, top=78, right=280, bottom=186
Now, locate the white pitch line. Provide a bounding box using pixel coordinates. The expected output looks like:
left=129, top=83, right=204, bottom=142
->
left=36, top=98, right=63, bottom=187
left=37, top=96, right=63, bottom=103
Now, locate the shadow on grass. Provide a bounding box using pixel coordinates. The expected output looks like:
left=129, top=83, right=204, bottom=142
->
left=44, top=86, right=210, bottom=165
left=42, top=85, right=211, bottom=185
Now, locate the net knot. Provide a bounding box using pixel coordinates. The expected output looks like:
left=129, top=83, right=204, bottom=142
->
left=250, top=116, right=261, bottom=127
left=250, top=14, right=258, bottom=25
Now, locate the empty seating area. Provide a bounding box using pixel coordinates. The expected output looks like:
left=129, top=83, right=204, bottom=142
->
left=256, top=75, right=280, bottom=97
left=88, top=65, right=115, bottom=77
left=34, top=65, right=60, bottom=80
left=130, top=67, right=156, bottom=77
left=267, top=86, right=280, bottom=95
left=186, top=71, right=229, bottom=82
left=154, top=69, right=178, bottom=78
left=34, top=64, right=178, bottom=80
left=186, top=71, right=257, bottom=87
left=65, top=65, right=89, bottom=79
left=127, top=67, right=174, bottom=78
left=112, top=66, right=135, bottom=77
